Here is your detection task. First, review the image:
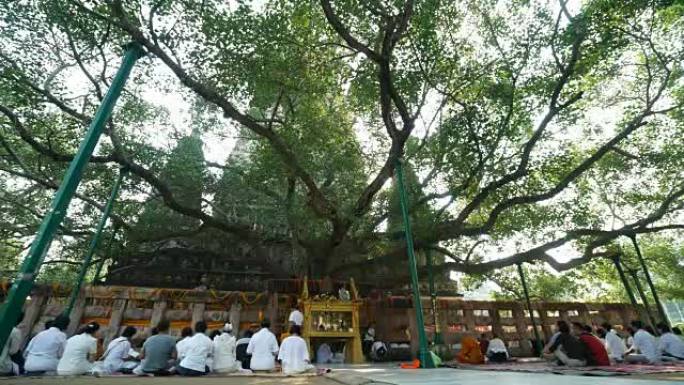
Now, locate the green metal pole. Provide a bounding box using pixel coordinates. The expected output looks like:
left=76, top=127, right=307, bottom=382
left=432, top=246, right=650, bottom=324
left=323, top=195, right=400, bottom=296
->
left=93, top=228, right=117, bottom=283
left=630, top=235, right=670, bottom=327
left=611, top=255, right=642, bottom=321
left=0, top=43, right=143, bottom=351
left=395, top=159, right=434, bottom=368
left=516, top=263, right=542, bottom=357
left=627, top=267, right=658, bottom=331
left=63, top=168, right=127, bottom=316
left=426, top=250, right=442, bottom=344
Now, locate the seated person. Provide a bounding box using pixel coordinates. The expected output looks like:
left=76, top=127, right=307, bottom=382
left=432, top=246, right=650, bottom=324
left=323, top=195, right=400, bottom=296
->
left=479, top=334, right=490, bottom=357
left=178, top=321, right=213, bottom=376
left=370, top=341, right=388, bottom=362
left=457, top=336, right=484, bottom=364
left=247, top=320, right=279, bottom=371
left=278, top=325, right=316, bottom=374
left=485, top=333, right=509, bottom=363
left=57, top=322, right=100, bottom=375
left=139, top=319, right=177, bottom=375
left=316, top=343, right=333, bottom=364
left=236, top=330, right=253, bottom=370
left=24, top=315, right=70, bottom=374
left=573, top=323, right=609, bottom=366
left=213, top=323, right=239, bottom=373
left=0, top=312, right=23, bottom=376
left=102, top=326, right=137, bottom=374
left=363, top=323, right=376, bottom=357
left=544, top=321, right=587, bottom=367
left=601, top=323, right=626, bottom=363
left=176, top=326, right=194, bottom=364
left=673, top=327, right=683, bottom=342
left=657, top=322, right=684, bottom=360
left=625, top=320, right=661, bottom=364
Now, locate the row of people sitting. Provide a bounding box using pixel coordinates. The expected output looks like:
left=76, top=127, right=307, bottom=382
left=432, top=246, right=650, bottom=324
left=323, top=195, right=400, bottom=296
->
left=2, top=314, right=315, bottom=377
left=452, top=320, right=684, bottom=366
left=544, top=320, right=684, bottom=366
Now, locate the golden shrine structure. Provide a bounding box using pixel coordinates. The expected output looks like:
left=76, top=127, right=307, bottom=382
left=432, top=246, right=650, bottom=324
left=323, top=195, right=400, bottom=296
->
left=300, top=277, right=364, bottom=364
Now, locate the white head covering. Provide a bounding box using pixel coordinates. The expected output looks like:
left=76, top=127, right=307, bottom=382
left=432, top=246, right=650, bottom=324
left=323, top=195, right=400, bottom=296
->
left=223, top=323, right=233, bottom=333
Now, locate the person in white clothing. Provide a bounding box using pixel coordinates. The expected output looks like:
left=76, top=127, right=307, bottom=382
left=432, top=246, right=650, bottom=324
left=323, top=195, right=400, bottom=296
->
left=176, top=326, right=194, bottom=363
left=24, top=315, right=70, bottom=374
left=178, top=321, right=213, bottom=376
left=101, top=326, right=137, bottom=374
left=657, top=323, right=684, bottom=360
left=0, top=312, right=23, bottom=376
left=288, top=304, right=304, bottom=327
left=485, top=333, right=509, bottom=363
left=625, top=320, right=661, bottom=364
left=57, top=322, right=100, bottom=375
left=278, top=325, right=315, bottom=375
left=247, top=320, right=279, bottom=371
left=601, top=323, right=626, bottom=363
left=316, top=343, right=333, bottom=364
left=213, top=323, right=239, bottom=373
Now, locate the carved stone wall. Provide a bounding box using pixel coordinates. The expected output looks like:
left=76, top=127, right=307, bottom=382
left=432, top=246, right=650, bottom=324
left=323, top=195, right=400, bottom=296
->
left=3, top=282, right=643, bottom=358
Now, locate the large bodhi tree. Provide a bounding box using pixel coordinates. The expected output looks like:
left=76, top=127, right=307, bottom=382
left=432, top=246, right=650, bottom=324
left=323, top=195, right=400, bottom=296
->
left=0, top=0, right=683, bottom=284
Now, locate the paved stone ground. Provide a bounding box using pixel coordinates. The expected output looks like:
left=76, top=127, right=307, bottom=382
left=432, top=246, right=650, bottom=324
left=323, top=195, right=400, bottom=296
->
left=0, top=375, right=333, bottom=385
left=330, top=366, right=684, bottom=385
left=2, top=367, right=684, bottom=385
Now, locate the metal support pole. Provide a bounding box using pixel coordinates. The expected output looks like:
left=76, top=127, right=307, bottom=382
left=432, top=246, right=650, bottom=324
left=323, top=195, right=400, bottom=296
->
left=395, top=159, right=434, bottom=368
left=426, top=250, right=442, bottom=344
left=611, top=255, right=641, bottom=317
left=92, top=228, right=117, bottom=283
left=0, top=43, right=144, bottom=351
left=517, top=263, right=542, bottom=357
left=93, top=223, right=121, bottom=283
left=630, top=235, right=669, bottom=327
left=63, top=168, right=127, bottom=316
left=627, top=268, right=658, bottom=331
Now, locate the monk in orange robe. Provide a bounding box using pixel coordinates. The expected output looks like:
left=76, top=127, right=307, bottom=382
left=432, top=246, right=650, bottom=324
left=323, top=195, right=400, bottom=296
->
left=457, top=336, right=485, bottom=364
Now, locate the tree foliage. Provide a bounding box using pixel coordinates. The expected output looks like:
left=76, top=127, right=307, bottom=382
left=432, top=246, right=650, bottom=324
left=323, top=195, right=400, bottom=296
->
left=0, top=0, right=684, bottom=292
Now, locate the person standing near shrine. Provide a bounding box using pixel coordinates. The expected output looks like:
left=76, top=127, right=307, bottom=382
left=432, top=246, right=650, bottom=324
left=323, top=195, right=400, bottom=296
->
left=278, top=325, right=316, bottom=374
left=247, top=319, right=279, bottom=371
left=24, top=315, right=70, bottom=374
left=288, top=300, right=304, bottom=327
left=57, top=322, right=100, bottom=375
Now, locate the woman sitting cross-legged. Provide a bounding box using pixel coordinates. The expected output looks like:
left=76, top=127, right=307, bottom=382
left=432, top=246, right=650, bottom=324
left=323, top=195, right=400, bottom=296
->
left=101, top=326, right=137, bottom=374
left=278, top=325, right=316, bottom=375
left=57, top=322, right=100, bottom=375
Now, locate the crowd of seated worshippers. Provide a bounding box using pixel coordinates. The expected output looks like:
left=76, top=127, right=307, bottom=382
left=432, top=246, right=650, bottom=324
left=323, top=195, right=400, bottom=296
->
left=449, top=319, right=684, bottom=367
left=1, top=316, right=319, bottom=377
